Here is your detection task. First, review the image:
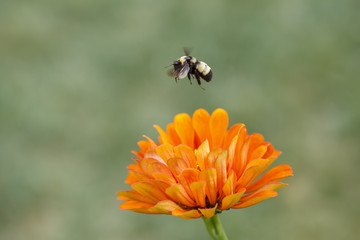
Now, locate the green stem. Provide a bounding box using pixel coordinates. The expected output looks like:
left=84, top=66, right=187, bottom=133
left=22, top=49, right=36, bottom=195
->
left=202, top=214, right=229, bottom=240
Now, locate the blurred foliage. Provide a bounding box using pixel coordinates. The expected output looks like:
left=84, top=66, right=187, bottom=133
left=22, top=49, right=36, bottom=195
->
left=1, top=0, right=360, bottom=239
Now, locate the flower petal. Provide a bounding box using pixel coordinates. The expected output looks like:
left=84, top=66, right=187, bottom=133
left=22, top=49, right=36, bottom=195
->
left=199, top=204, right=218, bottom=219
left=120, top=200, right=154, bottom=210
left=165, top=184, right=196, bottom=207
left=146, top=162, right=172, bottom=175
left=174, top=144, right=197, bottom=169
left=142, top=135, right=158, bottom=149
left=144, top=149, right=164, bottom=163
left=166, top=123, right=181, bottom=145
left=220, top=190, right=245, bottom=210
left=126, top=170, right=151, bottom=183
left=117, top=190, right=156, bottom=204
left=199, top=168, right=217, bottom=206
left=210, top=108, right=229, bottom=148
left=132, top=182, right=168, bottom=203
left=232, top=126, right=248, bottom=174
left=238, top=159, right=269, bottom=188
left=192, top=108, right=211, bottom=143
left=167, top=158, right=189, bottom=178
left=125, top=171, right=140, bottom=184
left=154, top=125, right=171, bottom=145
left=247, top=133, right=265, bottom=156
left=250, top=144, right=268, bottom=161
left=177, top=168, right=201, bottom=198
left=232, top=190, right=278, bottom=208
left=148, top=200, right=182, bottom=214
left=215, top=150, right=227, bottom=195
left=172, top=209, right=202, bottom=219
left=174, top=113, right=194, bottom=148
left=152, top=172, right=177, bottom=185
left=190, top=181, right=206, bottom=207
left=196, top=139, right=210, bottom=170
left=260, top=182, right=288, bottom=191
left=223, top=172, right=235, bottom=196
left=223, top=123, right=244, bottom=150
left=206, top=147, right=222, bottom=169
left=246, top=164, right=293, bottom=192
left=155, top=144, right=175, bottom=163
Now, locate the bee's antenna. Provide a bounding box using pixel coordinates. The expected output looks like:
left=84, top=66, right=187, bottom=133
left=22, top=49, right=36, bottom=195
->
left=164, top=63, right=173, bottom=68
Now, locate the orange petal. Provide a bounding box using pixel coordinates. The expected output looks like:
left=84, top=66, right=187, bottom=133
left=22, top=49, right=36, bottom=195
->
left=155, top=144, right=175, bottom=163
left=132, top=182, right=168, bottom=203
left=199, top=204, right=218, bottom=218
left=232, top=127, right=248, bottom=174
left=220, top=190, right=245, bottom=210
left=143, top=149, right=164, bottom=163
left=179, top=168, right=200, bottom=182
left=165, top=184, right=196, bottom=207
left=151, top=179, right=172, bottom=192
left=148, top=200, right=182, bottom=214
left=196, top=140, right=210, bottom=171
left=152, top=172, right=177, bottom=185
left=127, top=170, right=151, bottom=183
left=249, top=144, right=268, bottom=161
left=137, top=140, right=152, bottom=155
left=199, top=168, right=218, bottom=205
left=238, top=159, right=269, bottom=188
left=247, top=133, right=265, bottom=155
left=223, top=123, right=244, bottom=149
left=192, top=108, right=211, bottom=143
left=262, top=143, right=274, bottom=159
left=172, top=209, right=202, bottom=219
left=120, top=200, right=154, bottom=210
left=174, top=113, right=194, bottom=148
left=142, top=135, right=158, bottom=149
left=223, top=172, right=234, bottom=196
left=232, top=190, right=277, bottom=208
left=146, top=162, right=172, bottom=175
left=210, top=108, right=229, bottom=148
left=139, top=158, right=157, bottom=172
left=127, top=164, right=141, bottom=171
left=174, top=144, right=197, bottom=169
left=177, top=168, right=201, bottom=198
left=167, top=158, right=189, bottom=178
left=215, top=150, right=227, bottom=195
left=117, top=190, right=156, bottom=204
left=166, top=123, right=181, bottom=145
left=154, top=125, right=172, bottom=145
left=206, top=147, right=222, bottom=169
left=227, top=135, right=237, bottom=171
left=246, top=164, right=293, bottom=192
left=260, top=182, right=288, bottom=191
left=190, top=181, right=206, bottom=207
left=125, top=171, right=140, bottom=184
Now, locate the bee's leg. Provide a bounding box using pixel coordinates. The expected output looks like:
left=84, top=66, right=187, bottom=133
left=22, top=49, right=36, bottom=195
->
left=195, top=72, right=205, bottom=90
left=175, top=77, right=178, bottom=83
left=187, top=73, right=192, bottom=84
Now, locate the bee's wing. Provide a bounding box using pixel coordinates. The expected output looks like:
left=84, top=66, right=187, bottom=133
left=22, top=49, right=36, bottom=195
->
left=177, top=62, right=190, bottom=79
left=167, top=68, right=176, bottom=77
left=184, top=47, right=192, bottom=56
left=168, top=63, right=190, bottom=79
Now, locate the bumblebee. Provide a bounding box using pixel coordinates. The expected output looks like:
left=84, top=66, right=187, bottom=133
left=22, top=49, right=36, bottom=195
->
left=168, top=49, right=212, bottom=89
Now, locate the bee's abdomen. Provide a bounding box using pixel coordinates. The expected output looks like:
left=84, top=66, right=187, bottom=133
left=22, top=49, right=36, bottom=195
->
left=196, top=61, right=212, bottom=82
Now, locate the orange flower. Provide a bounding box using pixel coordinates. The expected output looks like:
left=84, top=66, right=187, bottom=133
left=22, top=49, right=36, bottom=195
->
left=117, top=109, right=293, bottom=219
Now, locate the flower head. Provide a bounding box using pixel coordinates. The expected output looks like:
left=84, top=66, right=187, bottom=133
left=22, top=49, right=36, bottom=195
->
left=118, top=109, right=293, bottom=219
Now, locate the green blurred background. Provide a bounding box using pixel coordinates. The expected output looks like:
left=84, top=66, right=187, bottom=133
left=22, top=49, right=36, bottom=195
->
left=1, top=0, right=359, bottom=239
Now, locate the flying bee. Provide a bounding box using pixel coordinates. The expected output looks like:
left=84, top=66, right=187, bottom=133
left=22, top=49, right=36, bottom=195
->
left=168, top=48, right=212, bottom=89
